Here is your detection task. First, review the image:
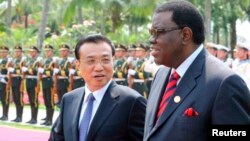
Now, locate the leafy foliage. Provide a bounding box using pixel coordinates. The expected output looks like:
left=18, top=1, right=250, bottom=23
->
left=0, top=0, right=249, bottom=51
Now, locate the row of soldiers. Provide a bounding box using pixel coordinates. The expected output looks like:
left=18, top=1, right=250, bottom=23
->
left=0, top=43, right=159, bottom=126
left=113, top=43, right=160, bottom=98
left=205, top=41, right=250, bottom=90
left=0, top=44, right=85, bottom=126
left=2, top=41, right=247, bottom=126
left=1, top=41, right=249, bottom=126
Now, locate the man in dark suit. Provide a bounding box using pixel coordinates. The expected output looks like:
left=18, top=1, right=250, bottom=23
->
left=144, top=1, right=250, bottom=141
left=49, top=34, right=146, bottom=141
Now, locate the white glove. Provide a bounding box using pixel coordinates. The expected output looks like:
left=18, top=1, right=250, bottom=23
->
left=52, top=57, right=59, bottom=63
left=68, top=57, right=75, bottom=63
left=8, top=67, right=14, bottom=73
left=127, top=57, right=133, bottom=64
left=148, top=55, right=154, bottom=63
left=128, top=69, right=136, bottom=76
left=69, top=69, right=76, bottom=75
left=7, top=58, right=12, bottom=63
left=53, top=68, right=59, bottom=75
left=36, top=56, right=43, bottom=62
left=21, top=56, right=27, bottom=62
left=144, top=61, right=153, bottom=73
left=38, top=67, right=44, bottom=73
left=22, top=67, right=28, bottom=72
left=0, top=78, right=7, bottom=84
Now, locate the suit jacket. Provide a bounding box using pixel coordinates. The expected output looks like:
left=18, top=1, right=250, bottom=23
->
left=49, top=81, right=146, bottom=141
left=144, top=48, right=250, bottom=141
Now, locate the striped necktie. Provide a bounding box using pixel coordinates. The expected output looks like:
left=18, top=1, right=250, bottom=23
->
left=156, top=71, right=180, bottom=121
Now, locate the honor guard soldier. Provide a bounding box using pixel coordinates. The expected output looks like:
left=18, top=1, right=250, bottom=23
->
left=127, top=44, right=137, bottom=87
left=205, top=42, right=218, bottom=57
left=7, top=45, right=25, bottom=122
left=144, top=53, right=161, bottom=97
left=127, top=44, right=137, bottom=59
left=216, top=44, right=233, bottom=68
left=0, top=46, right=10, bottom=121
left=113, top=44, right=128, bottom=85
left=127, top=44, right=137, bottom=68
left=144, top=46, right=154, bottom=94
left=22, top=46, right=40, bottom=124
left=128, top=44, right=150, bottom=98
left=38, top=44, right=55, bottom=126
left=232, top=42, right=250, bottom=90
left=53, top=44, right=71, bottom=107
left=69, top=58, right=85, bottom=90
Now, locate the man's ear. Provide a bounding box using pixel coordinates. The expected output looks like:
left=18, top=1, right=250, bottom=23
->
left=181, top=27, right=193, bottom=44
left=75, top=59, right=80, bottom=69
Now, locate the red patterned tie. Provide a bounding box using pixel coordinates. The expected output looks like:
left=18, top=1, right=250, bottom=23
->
left=156, top=71, right=180, bottom=121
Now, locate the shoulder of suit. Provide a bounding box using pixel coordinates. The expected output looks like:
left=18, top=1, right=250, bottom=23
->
left=114, top=84, right=144, bottom=98
left=64, top=87, right=84, bottom=98
left=156, top=66, right=170, bottom=75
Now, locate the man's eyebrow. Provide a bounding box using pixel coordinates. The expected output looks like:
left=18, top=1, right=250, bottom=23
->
left=84, top=53, right=111, bottom=59
left=102, top=54, right=110, bottom=57
left=85, top=55, right=94, bottom=58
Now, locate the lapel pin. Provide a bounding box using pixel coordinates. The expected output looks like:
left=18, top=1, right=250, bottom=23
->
left=174, top=96, right=181, bottom=103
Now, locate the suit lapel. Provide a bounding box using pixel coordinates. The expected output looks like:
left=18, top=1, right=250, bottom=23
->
left=87, top=81, right=119, bottom=141
left=152, top=49, right=206, bottom=133
left=71, top=88, right=85, bottom=141
left=147, top=67, right=171, bottom=131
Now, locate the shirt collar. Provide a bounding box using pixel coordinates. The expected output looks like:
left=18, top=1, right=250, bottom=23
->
left=84, top=80, right=112, bottom=103
left=175, top=44, right=203, bottom=77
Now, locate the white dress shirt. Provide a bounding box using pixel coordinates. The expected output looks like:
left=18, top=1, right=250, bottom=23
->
left=78, top=80, right=112, bottom=127
left=174, top=44, right=203, bottom=84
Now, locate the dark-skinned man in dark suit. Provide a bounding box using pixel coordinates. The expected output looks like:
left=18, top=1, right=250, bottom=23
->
left=144, top=1, right=250, bottom=141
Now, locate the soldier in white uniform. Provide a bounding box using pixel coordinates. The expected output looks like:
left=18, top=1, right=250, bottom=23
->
left=216, top=44, right=233, bottom=68
left=232, top=42, right=250, bottom=90
left=205, top=42, right=218, bottom=57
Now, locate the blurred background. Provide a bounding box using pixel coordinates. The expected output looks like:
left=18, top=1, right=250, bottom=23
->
left=0, top=0, right=249, bottom=55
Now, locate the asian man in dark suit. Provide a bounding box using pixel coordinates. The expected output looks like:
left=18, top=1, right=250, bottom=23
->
left=144, top=1, right=250, bottom=141
left=49, top=35, right=146, bottom=141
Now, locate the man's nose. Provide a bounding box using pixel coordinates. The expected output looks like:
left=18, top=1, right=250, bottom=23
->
left=94, top=61, right=104, bottom=71
left=149, top=36, right=157, bottom=45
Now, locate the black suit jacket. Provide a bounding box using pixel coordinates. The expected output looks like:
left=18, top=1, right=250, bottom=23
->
left=144, top=49, right=250, bottom=141
left=49, top=81, right=146, bottom=141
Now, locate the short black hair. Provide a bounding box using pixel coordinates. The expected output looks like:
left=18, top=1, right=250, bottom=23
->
left=74, top=34, right=115, bottom=60
left=155, top=0, right=205, bottom=44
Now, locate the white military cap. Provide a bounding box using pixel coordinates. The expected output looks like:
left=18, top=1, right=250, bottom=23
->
left=236, top=41, right=250, bottom=50
left=216, top=44, right=230, bottom=52
left=205, top=42, right=219, bottom=50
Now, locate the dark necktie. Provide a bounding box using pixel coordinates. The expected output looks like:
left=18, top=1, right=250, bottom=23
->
left=156, top=71, right=180, bottom=121
left=79, top=93, right=95, bottom=141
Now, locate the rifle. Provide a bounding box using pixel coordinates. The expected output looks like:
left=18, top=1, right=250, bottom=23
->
left=19, top=59, right=26, bottom=93
left=128, top=63, right=134, bottom=88
left=68, top=71, right=74, bottom=91
left=52, top=63, right=58, bottom=96
left=6, top=61, right=12, bottom=94
left=36, top=61, right=42, bottom=94
left=68, top=64, right=74, bottom=91
left=20, top=71, right=26, bottom=93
